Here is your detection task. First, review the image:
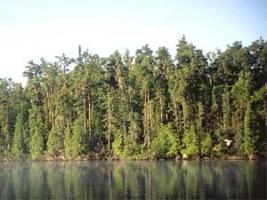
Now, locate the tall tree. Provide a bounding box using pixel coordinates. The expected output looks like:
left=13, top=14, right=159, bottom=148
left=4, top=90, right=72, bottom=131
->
left=29, top=106, right=44, bottom=159
left=1, top=37, right=266, bottom=160
left=72, top=116, right=85, bottom=156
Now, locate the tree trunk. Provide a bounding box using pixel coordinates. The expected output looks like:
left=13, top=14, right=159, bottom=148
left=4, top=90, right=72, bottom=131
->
left=83, top=86, right=88, bottom=139
left=107, top=88, right=111, bottom=150
left=88, top=92, right=92, bottom=143
left=160, top=96, right=164, bottom=123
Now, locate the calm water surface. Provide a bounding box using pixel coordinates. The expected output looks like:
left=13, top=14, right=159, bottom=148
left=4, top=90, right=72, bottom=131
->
left=0, top=161, right=266, bottom=199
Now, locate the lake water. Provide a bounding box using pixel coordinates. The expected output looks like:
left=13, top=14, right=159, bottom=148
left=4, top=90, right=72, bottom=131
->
left=0, top=161, right=266, bottom=199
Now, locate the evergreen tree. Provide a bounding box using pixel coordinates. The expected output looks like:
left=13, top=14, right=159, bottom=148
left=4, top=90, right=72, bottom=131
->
left=72, top=116, right=85, bottom=156
left=182, top=124, right=198, bottom=157
left=231, top=72, right=251, bottom=152
left=11, top=113, right=26, bottom=158
left=64, top=126, right=73, bottom=157
left=29, top=106, right=44, bottom=159
left=201, top=133, right=212, bottom=157
left=241, top=102, right=256, bottom=156
left=222, top=88, right=231, bottom=129
left=47, top=116, right=65, bottom=156
left=0, top=79, right=11, bottom=153
left=0, top=37, right=266, bottom=160
left=152, top=124, right=178, bottom=158
left=47, top=125, right=59, bottom=156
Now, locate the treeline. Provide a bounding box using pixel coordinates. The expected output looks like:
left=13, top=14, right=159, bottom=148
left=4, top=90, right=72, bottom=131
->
left=0, top=36, right=266, bottom=160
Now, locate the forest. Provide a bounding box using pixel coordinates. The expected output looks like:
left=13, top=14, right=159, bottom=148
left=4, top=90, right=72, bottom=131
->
left=0, top=36, right=266, bottom=160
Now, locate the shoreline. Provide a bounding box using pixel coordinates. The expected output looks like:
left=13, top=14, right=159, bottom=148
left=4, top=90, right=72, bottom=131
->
left=0, top=154, right=266, bottom=162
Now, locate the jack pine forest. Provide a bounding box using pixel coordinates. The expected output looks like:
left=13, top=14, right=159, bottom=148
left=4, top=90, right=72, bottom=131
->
left=0, top=36, right=267, bottom=161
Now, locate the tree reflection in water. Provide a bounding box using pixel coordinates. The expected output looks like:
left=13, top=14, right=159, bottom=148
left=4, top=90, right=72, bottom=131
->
left=0, top=161, right=266, bottom=199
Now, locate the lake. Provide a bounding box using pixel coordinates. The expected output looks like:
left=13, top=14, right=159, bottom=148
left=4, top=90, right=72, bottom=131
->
left=0, top=161, right=266, bottom=199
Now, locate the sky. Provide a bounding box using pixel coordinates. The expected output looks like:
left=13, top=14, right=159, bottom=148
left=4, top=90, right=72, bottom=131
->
left=0, top=0, right=266, bottom=84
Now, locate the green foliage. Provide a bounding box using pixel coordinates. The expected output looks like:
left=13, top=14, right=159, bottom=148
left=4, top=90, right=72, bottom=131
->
left=112, top=128, right=143, bottom=158
left=201, top=133, right=212, bottom=156
left=112, top=130, right=124, bottom=157
left=47, top=126, right=59, bottom=156
left=151, top=124, right=178, bottom=158
left=30, top=132, right=43, bottom=159
left=123, top=137, right=143, bottom=157
left=0, top=37, right=266, bottom=160
left=222, top=88, right=230, bottom=129
left=48, top=116, right=65, bottom=156
left=231, top=72, right=251, bottom=107
left=182, top=125, right=198, bottom=157
left=11, top=113, right=26, bottom=158
left=29, top=106, right=44, bottom=159
left=241, top=103, right=256, bottom=156
left=64, top=126, right=72, bottom=157
left=0, top=136, right=4, bottom=156
left=72, top=116, right=85, bottom=156
left=128, top=113, right=141, bottom=145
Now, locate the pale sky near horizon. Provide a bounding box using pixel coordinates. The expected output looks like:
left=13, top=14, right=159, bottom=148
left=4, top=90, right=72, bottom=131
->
left=0, top=0, right=266, bottom=84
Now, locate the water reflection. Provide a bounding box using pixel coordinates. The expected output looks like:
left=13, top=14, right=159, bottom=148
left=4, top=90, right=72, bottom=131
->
left=0, top=161, right=266, bottom=199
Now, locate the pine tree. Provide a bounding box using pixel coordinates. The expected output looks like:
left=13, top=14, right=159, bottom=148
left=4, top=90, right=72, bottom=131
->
left=72, top=116, right=85, bottom=156
left=64, top=126, right=72, bottom=157
left=1, top=37, right=267, bottom=160
left=231, top=72, right=251, bottom=152
left=222, top=88, right=231, bottom=129
left=11, top=113, right=25, bottom=158
left=151, top=124, right=178, bottom=158
left=182, top=124, right=198, bottom=157
left=29, top=106, right=44, bottom=159
left=241, top=102, right=256, bottom=156
left=30, top=132, right=43, bottom=159
left=201, top=133, right=212, bottom=157
left=0, top=79, right=11, bottom=154
left=47, top=125, right=59, bottom=156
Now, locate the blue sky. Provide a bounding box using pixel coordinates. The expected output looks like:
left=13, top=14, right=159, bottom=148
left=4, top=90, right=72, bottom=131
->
left=0, top=0, right=266, bottom=84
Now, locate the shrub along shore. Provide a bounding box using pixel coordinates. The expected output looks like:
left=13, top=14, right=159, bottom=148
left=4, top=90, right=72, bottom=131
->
left=0, top=153, right=263, bottom=162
